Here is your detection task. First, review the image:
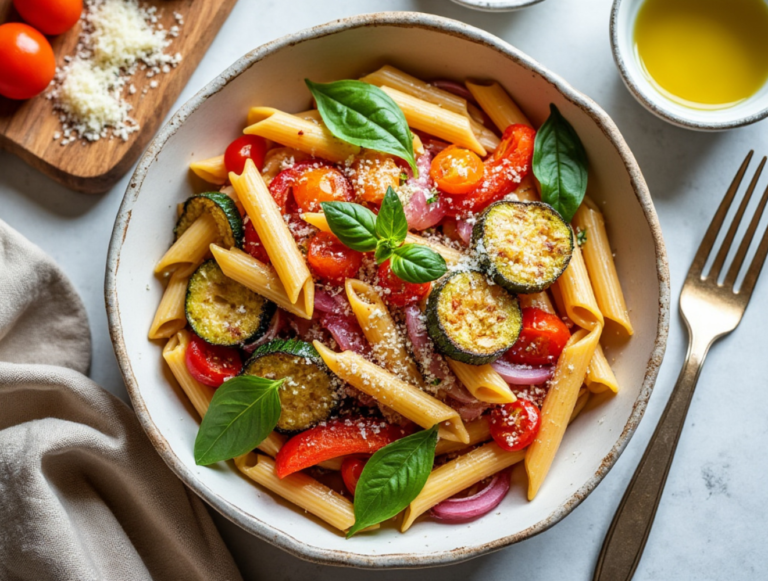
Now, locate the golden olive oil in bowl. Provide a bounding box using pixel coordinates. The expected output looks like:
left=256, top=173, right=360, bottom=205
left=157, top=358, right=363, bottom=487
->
left=634, top=0, right=768, bottom=110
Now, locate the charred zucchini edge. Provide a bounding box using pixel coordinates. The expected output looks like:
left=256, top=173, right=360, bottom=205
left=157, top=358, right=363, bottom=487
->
left=175, top=192, right=243, bottom=249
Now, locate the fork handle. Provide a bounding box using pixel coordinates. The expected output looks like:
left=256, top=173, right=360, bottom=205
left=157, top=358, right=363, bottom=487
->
left=593, top=333, right=712, bottom=581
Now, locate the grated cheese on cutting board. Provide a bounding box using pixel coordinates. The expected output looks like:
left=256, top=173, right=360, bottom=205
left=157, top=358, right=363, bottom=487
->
left=47, top=0, right=183, bottom=145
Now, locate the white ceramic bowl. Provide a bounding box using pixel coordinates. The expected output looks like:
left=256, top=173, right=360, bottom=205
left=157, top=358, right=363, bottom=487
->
left=611, top=0, right=768, bottom=130
left=450, top=0, right=545, bottom=12
left=106, top=12, right=669, bottom=568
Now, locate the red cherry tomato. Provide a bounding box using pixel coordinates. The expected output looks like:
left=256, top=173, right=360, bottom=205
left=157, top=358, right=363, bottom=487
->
left=377, top=260, right=431, bottom=308
left=506, top=307, right=571, bottom=366
left=306, top=232, right=363, bottom=285
left=489, top=399, right=541, bottom=452
left=224, top=135, right=268, bottom=174
left=341, top=456, right=368, bottom=496
left=292, top=166, right=353, bottom=212
left=243, top=216, right=270, bottom=264
left=0, top=23, right=56, bottom=100
left=185, top=333, right=243, bottom=388
left=13, top=0, right=82, bottom=35
left=443, top=124, right=536, bottom=217
left=430, top=146, right=484, bottom=194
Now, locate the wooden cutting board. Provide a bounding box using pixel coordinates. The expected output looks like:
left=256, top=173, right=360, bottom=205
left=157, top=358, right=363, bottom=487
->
left=0, top=0, right=237, bottom=193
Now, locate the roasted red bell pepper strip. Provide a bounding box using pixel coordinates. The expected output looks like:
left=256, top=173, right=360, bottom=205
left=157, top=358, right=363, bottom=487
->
left=274, top=418, right=411, bottom=478
left=341, top=456, right=368, bottom=496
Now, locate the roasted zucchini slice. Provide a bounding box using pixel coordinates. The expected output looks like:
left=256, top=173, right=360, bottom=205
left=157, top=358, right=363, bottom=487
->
left=242, top=339, right=341, bottom=433
left=185, top=260, right=276, bottom=346
left=425, top=270, right=522, bottom=365
left=472, top=200, right=573, bottom=294
left=175, top=192, right=243, bottom=249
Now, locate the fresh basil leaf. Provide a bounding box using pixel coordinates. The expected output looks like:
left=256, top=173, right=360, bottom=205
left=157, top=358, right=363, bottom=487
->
left=321, top=202, right=378, bottom=252
left=347, top=424, right=438, bottom=537
left=374, top=239, right=394, bottom=265
left=532, top=104, right=588, bottom=222
left=194, top=375, right=283, bottom=465
left=375, top=187, right=408, bottom=246
left=306, top=79, right=418, bottom=175
left=390, top=244, right=447, bottom=283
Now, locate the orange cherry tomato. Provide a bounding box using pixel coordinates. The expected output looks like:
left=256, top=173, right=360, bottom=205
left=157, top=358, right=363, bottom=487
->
left=430, top=146, right=484, bottom=194
left=505, top=307, right=571, bottom=366
left=489, top=399, right=541, bottom=452
left=0, top=23, right=55, bottom=100
left=292, top=166, right=353, bottom=212
left=224, top=135, right=268, bottom=174
left=14, top=0, right=82, bottom=35
left=307, top=232, right=363, bottom=285
left=349, top=151, right=401, bottom=203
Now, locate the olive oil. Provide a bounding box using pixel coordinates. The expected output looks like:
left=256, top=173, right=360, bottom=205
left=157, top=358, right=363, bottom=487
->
left=634, top=0, right=768, bottom=109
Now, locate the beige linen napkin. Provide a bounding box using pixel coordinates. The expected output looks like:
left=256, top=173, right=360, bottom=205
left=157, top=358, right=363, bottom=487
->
left=0, top=219, right=242, bottom=581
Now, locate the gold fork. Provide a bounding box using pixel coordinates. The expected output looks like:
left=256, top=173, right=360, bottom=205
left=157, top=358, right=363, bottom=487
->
left=594, top=151, right=768, bottom=581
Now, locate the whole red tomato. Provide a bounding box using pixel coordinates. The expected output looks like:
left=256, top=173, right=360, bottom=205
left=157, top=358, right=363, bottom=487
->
left=0, top=23, right=56, bottom=100
left=14, top=0, right=82, bottom=35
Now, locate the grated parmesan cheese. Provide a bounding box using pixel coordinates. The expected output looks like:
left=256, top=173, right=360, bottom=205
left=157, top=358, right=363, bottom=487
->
left=47, top=0, right=183, bottom=145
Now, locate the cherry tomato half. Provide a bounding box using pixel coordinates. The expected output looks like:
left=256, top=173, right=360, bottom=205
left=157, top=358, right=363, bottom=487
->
left=307, top=232, right=363, bottom=285
left=341, top=456, right=368, bottom=496
left=443, top=124, right=536, bottom=218
left=14, top=0, right=82, bottom=36
left=430, top=146, right=484, bottom=194
left=0, top=23, right=55, bottom=100
left=350, top=151, right=401, bottom=203
left=292, top=166, right=353, bottom=212
left=377, top=260, right=431, bottom=308
left=489, top=399, right=541, bottom=452
left=505, top=307, right=571, bottom=366
left=243, top=216, right=270, bottom=264
left=224, top=135, right=268, bottom=174
left=185, top=333, right=243, bottom=388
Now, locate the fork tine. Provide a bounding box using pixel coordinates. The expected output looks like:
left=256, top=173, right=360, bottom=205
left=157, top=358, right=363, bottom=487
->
left=709, top=157, right=766, bottom=280
left=689, top=151, right=753, bottom=278
left=738, top=214, right=768, bottom=298
left=724, top=180, right=768, bottom=287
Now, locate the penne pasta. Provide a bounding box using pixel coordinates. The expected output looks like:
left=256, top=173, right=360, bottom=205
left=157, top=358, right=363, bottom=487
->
left=148, top=266, right=193, bottom=339
left=245, top=107, right=359, bottom=163
left=570, top=387, right=590, bottom=423
left=230, top=159, right=314, bottom=310
left=190, top=154, right=228, bottom=185
left=154, top=212, right=218, bottom=276
left=573, top=200, right=634, bottom=335
left=345, top=279, right=424, bottom=387
left=234, top=453, right=360, bottom=532
left=379, top=86, right=486, bottom=156
left=261, top=147, right=310, bottom=184
left=466, top=80, right=532, bottom=131
left=555, top=243, right=604, bottom=331
left=518, top=290, right=556, bottom=314
left=313, top=341, right=469, bottom=443
left=446, top=359, right=516, bottom=404
left=525, top=326, right=601, bottom=499
left=301, top=212, right=464, bottom=267
left=585, top=343, right=619, bottom=394
left=402, top=441, right=525, bottom=531
left=435, top=416, right=491, bottom=456
left=210, top=245, right=312, bottom=319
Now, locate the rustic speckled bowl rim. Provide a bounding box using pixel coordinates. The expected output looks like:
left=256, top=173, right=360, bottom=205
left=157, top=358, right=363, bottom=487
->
left=449, top=0, right=545, bottom=12
left=106, top=11, right=670, bottom=569
left=610, top=0, right=768, bottom=131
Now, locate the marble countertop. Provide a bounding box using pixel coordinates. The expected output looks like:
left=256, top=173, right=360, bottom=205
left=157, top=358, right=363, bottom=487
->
left=3, top=0, right=767, bottom=579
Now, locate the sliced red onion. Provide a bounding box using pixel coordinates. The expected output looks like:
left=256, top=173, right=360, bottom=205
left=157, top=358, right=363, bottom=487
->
left=321, top=313, right=370, bottom=356
left=431, top=79, right=476, bottom=103
left=431, top=471, right=510, bottom=523
left=491, top=360, right=554, bottom=385
left=314, top=288, right=348, bottom=316
left=456, top=219, right=474, bottom=246
left=243, top=310, right=283, bottom=353
left=287, top=313, right=315, bottom=341
left=403, top=152, right=446, bottom=231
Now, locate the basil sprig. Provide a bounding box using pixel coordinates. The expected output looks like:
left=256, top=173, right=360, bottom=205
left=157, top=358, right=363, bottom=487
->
left=194, top=375, right=284, bottom=465
left=347, top=424, right=439, bottom=537
left=321, top=188, right=447, bottom=284
left=532, top=104, right=588, bottom=222
left=305, top=79, right=418, bottom=176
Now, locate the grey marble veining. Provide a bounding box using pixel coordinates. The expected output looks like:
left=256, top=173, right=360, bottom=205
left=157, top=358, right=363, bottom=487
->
left=2, top=0, right=767, bottom=579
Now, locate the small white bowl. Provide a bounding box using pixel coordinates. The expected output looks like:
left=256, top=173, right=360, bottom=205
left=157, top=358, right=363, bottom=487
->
left=450, top=0, right=545, bottom=12
left=611, top=0, right=768, bottom=130
left=106, top=11, right=669, bottom=568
